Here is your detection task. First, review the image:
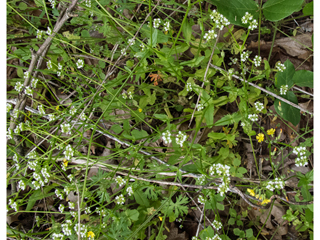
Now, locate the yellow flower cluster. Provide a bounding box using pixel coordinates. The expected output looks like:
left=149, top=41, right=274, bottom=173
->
left=256, top=133, right=264, bottom=143
left=267, top=128, right=275, bottom=136
left=247, top=189, right=271, bottom=205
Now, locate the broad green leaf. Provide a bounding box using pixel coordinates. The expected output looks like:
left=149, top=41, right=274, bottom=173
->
left=209, top=0, right=259, bottom=26
left=274, top=91, right=300, bottom=125
left=217, top=202, right=224, bottom=211
left=275, top=59, right=295, bottom=89
left=181, top=164, right=200, bottom=173
left=233, top=158, right=241, bottom=167
left=81, top=30, right=90, bottom=38
left=204, top=104, right=214, bottom=127
left=263, top=0, right=304, bottom=21
left=303, top=1, right=313, bottom=16
left=153, top=114, right=170, bottom=121
left=151, top=28, right=158, bottom=47
left=233, top=228, right=241, bottom=236
left=126, top=209, right=140, bottom=221
left=214, top=112, right=242, bottom=126
left=229, top=208, right=237, bottom=217
left=18, top=2, right=27, bottom=10
left=131, top=129, right=148, bottom=140
left=292, top=70, right=313, bottom=88
left=182, top=18, right=192, bottom=45
left=238, top=167, right=247, bottom=174
left=110, top=124, right=122, bottom=134
left=208, top=132, right=227, bottom=140
left=134, top=190, right=150, bottom=207
left=179, top=56, right=205, bottom=67
left=246, top=228, right=253, bottom=238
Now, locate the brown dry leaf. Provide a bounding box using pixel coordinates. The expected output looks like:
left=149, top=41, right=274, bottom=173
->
left=299, top=100, right=313, bottom=114
left=7, top=210, right=22, bottom=225
left=163, top=222, right=188, bottom=240
left=274, top=33, right=312, bottom=58
left=149, top=71, right=164, bottom=86
left=260, top=204, right=288, bottom=236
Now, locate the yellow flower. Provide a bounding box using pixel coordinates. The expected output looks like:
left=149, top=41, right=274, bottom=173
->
left=63, top=159, right=68, bottom=167
left=256, top=133, right=264, bottom=143
left=267, top=128, right=275, bottom=136
left=159, top=216, right=163, bottom=221
left=261, top=199, right=271, bottom=205
left=56, top=105, right=60, bottom=111
left=87, top=231, right=95, bottom=238
left=138, top=108, right=142, bottom=112
left=247, top=189, right=255, bottom=197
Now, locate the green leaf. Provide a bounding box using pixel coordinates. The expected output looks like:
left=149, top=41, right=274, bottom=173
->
left=233, top=228, right=241, bottom=236
left=209, top=0, right=259, bottom=26
left=154, top=114, right=170, bottom=122
left=214, top=112, right=242, bottom=126
left=134, top=190, right=150, bottom=207
left=182, top=19, right=192, bottom=45
left=208, top=132, right=226, bottom=140
left=237, top=167, right=247, bottom=174
left=26, top=185, right=57, bottom=211
left=131, top=129, right=148, bottom=140
left=305, top=208, right=313, bottom=223
left=303, top=1, right=313, bottom=16
left=263, top=0, right=304, bottom=21
left=110, top=124, right=122, bottom=134
left=204, top=104, right=214, bottom=127
left=126, top=209, right=140, bottom=221
left=246, top=228, right=253, bottom=238
left=275, top=59, right=295, bottom=89
left=228, top=218, right=235, bottom=225
left=18, top=2, right=27, bottom=10
left=292, top=70, right=313, bottom=88
left=233, top=158, right=241, bottom=167
left=151, top=28, right=158, bottom=47
left=216, top=202, right=225, bottom=211
left=218, top=147, right=229, bottom=159
left=229, top=208, right=237, bottom=217
left=274, top=91, right=300, bottom=125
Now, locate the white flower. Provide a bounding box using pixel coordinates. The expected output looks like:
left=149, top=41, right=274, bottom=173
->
left=115, top=176, right=125, bottom=187
left=213, top=220, right=222, bottom=230
left=241, top=51, right=250, bottom=62
left=122, top=92, right=128, bottom=99
left=196, top=103, right=204, bottom=111
left=24, top=71, right=30, bottom=80
left=128, top=91, right=133, bottom=99
left=254, top=102, right=264, bottom=112
left=7, top=103, right=12, bottom=113
left=38, top=105, right=45, bottom=115
left=48, top=0, right=57, bottom=8
left=46, top=27, right=52, bottom=35
left=64, top=144, right=74, bottom=160
left=253, top=55, right=262, bottom=67
left=153, top=18, right=161, bottom=28
left=70, top=106, right=77, bottom=115
left=59, top=204, right=65, bottom=213
left=128, top=38, right=135, bottom=46
left=68, top=202, right=75, bottom=209
left=249, top=19, right=258, bottom=30
left=186, top=82, right=192, bottom=92
left=115, top=194, right=125, bottom=205
left=61, top=123, right=71, bottom=134
left=31, top=78, right=38, bottom=88
left=68, top=174, right=74, bottom=182
left=32, top=181, right=41, bottom=190
left=47, top=60, right=53, bottom=70
left=48, top=114, right=57, bottom=121
left=164, top=21, right=170, bottom=32
left=76, top=59, right=84, bottom=69
left=36, top=30, right=44, bottom=39
left=80, top=113, right=86, bottom=121
left=230, top=57, right=238, bottom=65
left=25, top=86, right=33, bottom=96
left=121, top=48, right=126, bottom=56
left=197, top=175, right=206, bottom=185
left=210, top=10, right=230, bottom=30
left=140, top=43, right=145, bottom=51
left=162, top=130, right=172, bottom=144
left=175, top=131, right=187, bottom=147
left=276, top=62, right=286, bottom=72
left=18, top=180, right=26, bottom=190
left=15, top=82, right=23, bottom=92
left=280, top=85, right=288, bottom=95
left=85, top=0, right=91, bottom=8
left=198, top=195, right=205, bottom=204
left=127, top=186, right=133, bottom=196
left=11, top=109, right=19, bottom=119
left=204, top=29, right=217, bottom=41
left=248, top=114, right=258, bottom=122
left=58, top=63, right=63, bottom=70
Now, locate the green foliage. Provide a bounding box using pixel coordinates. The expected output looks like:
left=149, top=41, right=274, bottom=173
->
left=262, top=0, right=304, bottom=21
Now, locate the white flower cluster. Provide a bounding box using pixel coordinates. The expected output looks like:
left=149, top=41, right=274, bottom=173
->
left=116, top=176, right=126, bottom=187
left=84, top=207, right=91, bottom=214
left=32, top=180, right=41, bottom=190
left=293, top=146, right=308, bottom=167
left=68, top=174, right=74, bottom=182
left=31, top=78, right=38, bottom=88
left=253, top=55, right=262, bottom=67
left=64, top=186, right=71, bottom=195
left=74, top=224, right=88, bottom=238
left=76, top=59, right=84, bottom=69
left=128, top=38, right=135, bottom=46
left=140, top=43, right=145, bottom=51
left=97, top=208, right=107, bottom=217
left=7, top=103, right=12, bottom=113
left=64, top=145, right=74, bottom=160
left=48, top=0, right=57, bottom=8
left=61, top=123, right=71, bottom=134
left=18, top=180, right=26, bottom=191
left=52, top=232, right=64, bottom=240
left=122, top=91, right=133, bottom=99
left=164, top=21, right=170, bottom=32
left=248, top=113, right=258, bottom=122
left=162, top=130, right=172, bottom=144
left=186, top=82, right=192, bottom=92
left=192, top=237, right=199, bottom=240
left=15, top=82, right=23, bottom=92
left=24, top=71, right=30, bottom=80
left=210, top=10, right=230, bottom=30
left=46, top=27, right=52, bottom=35
left=9, top=199, right=18, bottom=211
left=62, top=220, right=73, bottom=236
left=204, top=29, right=217, bottom=41
left=27, top=159, right=38, bottom=171
left=33, top=171, right=48, bottom=186
left=241, top=12, right=257, bottom=30
left=230, top=57, right=238, bottom=65
left=25, top=86, right=33, bottom=96
left=68, top=202, right=75, bottom=209
left=240, top=51, right=250, bottom=62
left=266, top=177, right=285, bottom=191
left=127, top=186, right=133, bottom=196
left=7, top=128, right=13, bottom=140
left=209, top=163, right=231, bottom=196
left=36, top=30, right=44, bottom=39
left=59, top=204, right=65, bottom=213
left=121, top=48, right=126, bottom=56
left=196, top=102, right=204, bottom=111
left=212, top=220, right=222, bottom=230
left=176, top=131, right=187, bottom=147
left=197, top=174, right=206, bottom=185
left=49, top=114, right=57, bottom=122
left=198, top=195, right=206, bottom=204
left=55, top=189, right=64, bottom=200
left=85, top=0, right=91, bottom=8
left=70, top=211, right=77, bottom=218
left=276, top=62, right=286, bottom=72
left=254, top=102, right=264, bottom=112
left=153, top=18, right=161, bottom=28
left=205, top=235, right=221, bottom=240
left=70, top=106, right=77, bottom=115
left=280, top=85, right=288, bottom=95
left=38, top=104, right=45, bottom=115
left=115, top=194, right=125, bottom=205
left=57, top=63, right=63, bottom=76
left=14, top=122, right=24, bottom=134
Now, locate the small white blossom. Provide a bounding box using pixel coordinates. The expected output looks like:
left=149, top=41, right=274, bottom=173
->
left=68, top=202, right=75, bottom=209
left=213, top=220, right=222, bottom=230
left=58, top=63, right=63, bottom=70
left=115, top=194, right=125, bottom=205
left=48, top=0, right=57, bottom=8
left=253, top=55, right=262, bottom=67
left=15, top=82, right=23, bottom=92
left=25, top=86, right=33, bottom=96
left=153, top=18, right=161, bottom=28
left=121, top=48, right=126, bottom=56
left=36, top=30, right=44, bottom=39
left=47, top=60, right=53, bottom=70
left=115, top=176, right=125, bottom=187
left=140, top=43, right=145, bottom=51
left=64, top=144, right=74, bottom=160
left=280, top=85, right=288, bottom=95
left=76, top=59, right=84, bottom=69
left=196, top=103, right=204, bottom=111
left=24, top=71, right=30, bottom=80
left=254, top=102, right=264, bottom=112
left=32, top=180, right=41, bottom=190
left=175, top=131, right=187, bottom=147
left=127, top=186, right=133, bottom=196
left=46, top=27, right=52, bottom=35
left=31, top=78, right=38, bottom=88
left=128, top=38, right=135, bottom=46
left=164, top=21, right=170, bottom=32
left=128, top=91, right=133, bottom=99
left=241, top=12, right=253, bottom=24
left=38, top=105, right=45, bottom=115
left=198, top=195, right=205, bottom=204
left=248, top=113, right=258, bottom=122
left=59, top=204, right=65, bottom=213
left=276, top=62, right=286, bottom=72
left=7, top=103, right=12, bottom=113
left=241, top=51, right=250, bottom=62
left=80, top=113, right=86, bottom=121
left=48, top=114, right=57, bottom=121
left=230, top=57, right=238, bottom=65
left=68, top=174, right=74, bottom=182
left=204, top=29, right=217, bottom=41
left=61, top=123, right=71, bottom=134
left=186, top=82, right=192, bottom=92
left=122, top=92, right=128, bottom=99
left=162, top=130, right=172, bottom=144
left=18, top=180, right=26, bottom=191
